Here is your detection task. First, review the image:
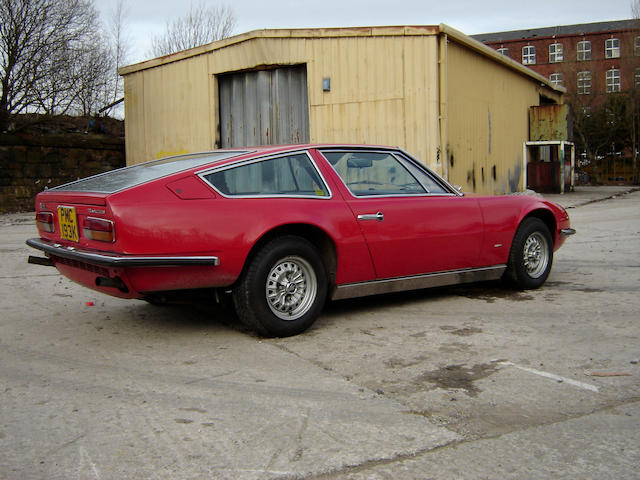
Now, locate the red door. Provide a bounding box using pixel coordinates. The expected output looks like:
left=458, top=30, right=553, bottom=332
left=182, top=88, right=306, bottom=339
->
left=314, top=148, right=486, bottom=280
left=345, top=195, right=484, bottom=279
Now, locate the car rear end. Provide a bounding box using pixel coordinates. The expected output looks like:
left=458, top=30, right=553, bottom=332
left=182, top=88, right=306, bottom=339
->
left=27, top=151, right=249, bottom=298
left=28, top=190, right=138, bottom=296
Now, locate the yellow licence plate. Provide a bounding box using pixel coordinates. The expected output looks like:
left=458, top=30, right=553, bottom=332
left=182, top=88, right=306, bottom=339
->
left=58, top=206, right=79, bottom=242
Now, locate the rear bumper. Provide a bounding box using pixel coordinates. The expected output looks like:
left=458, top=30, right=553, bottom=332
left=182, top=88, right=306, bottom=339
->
left=26, top=238, right=220, bottom=268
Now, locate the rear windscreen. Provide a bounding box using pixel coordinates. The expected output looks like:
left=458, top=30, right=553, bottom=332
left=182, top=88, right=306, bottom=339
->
left=51, top=151, right=248, bottom=193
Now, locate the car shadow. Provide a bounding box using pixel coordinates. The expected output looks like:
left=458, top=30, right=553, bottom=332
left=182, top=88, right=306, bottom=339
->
left=127, top=297, right=246, bottom=335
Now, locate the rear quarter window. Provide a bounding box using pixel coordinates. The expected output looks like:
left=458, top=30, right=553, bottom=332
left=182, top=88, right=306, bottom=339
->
left=203, top=153, right=330, bottom=197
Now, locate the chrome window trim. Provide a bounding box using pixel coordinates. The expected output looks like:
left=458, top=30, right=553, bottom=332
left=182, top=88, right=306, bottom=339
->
left=319, top=148, right=458, bottom=199
left=196, top=149, right=333, bottom=200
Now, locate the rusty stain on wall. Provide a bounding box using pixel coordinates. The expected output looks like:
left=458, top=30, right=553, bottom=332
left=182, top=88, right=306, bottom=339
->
left=508, top=163, right=522, bottom=193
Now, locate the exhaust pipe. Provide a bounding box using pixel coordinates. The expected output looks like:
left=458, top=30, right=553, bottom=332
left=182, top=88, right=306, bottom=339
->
left=28, top=256, right=54, bottom=267
left=95, top=276, right=129, bottom=293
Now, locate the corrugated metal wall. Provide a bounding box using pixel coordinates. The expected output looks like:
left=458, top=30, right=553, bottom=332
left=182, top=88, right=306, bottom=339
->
left=445, top=40, right=560, bottom=193
left=123, top=54, right=213, bottom=163
left=122, top=28, right=441, bottom=176
left=218, top=65, right=309, bottom=147
left=120, top=27, right=564, bottom=194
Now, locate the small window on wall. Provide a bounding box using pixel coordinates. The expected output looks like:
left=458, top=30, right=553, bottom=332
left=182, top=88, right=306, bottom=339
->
left=550, top=73, right=564, bottom=87
left=606, top=69, right=621, bottom=93
left=577, top=71, right=591, bottom=94
left=522, top=45, right=536, bottom=65
left=635, top=68, right=640, bottom=88
left=497, top=47, right=509, bottom=57
left=577, top=41, right=591, bottom=60
left=606, top=38, right=620, bottom=58
left=635, top=37, right=640, bottom=55
left=549, top=43, right=563, bottom=63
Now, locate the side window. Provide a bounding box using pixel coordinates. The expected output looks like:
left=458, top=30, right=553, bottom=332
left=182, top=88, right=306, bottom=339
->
left=323, top=151, right=426, bottom=196
left=322, top=150, right=450, bottom=196
left=397, top=154, right=449, bottom=194
left=204, top=153, right=329, bottom=197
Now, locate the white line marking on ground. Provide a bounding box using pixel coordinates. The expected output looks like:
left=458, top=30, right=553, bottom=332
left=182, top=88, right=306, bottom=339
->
left=498, top=361, right=599, bottom=392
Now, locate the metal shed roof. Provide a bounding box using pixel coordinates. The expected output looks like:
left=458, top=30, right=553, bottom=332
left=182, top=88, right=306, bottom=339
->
left=119, top=24, right=564, bottom=93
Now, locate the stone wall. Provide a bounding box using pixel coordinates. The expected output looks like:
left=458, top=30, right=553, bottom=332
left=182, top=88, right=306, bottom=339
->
left=0, top=134, right=125, bottom=213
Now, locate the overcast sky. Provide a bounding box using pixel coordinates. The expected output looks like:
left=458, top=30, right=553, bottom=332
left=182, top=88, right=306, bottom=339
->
left=97, top=0, right=636, bottom=65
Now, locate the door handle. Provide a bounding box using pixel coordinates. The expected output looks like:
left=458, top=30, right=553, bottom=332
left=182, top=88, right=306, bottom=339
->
left=357, top=212, right=384, bottom=222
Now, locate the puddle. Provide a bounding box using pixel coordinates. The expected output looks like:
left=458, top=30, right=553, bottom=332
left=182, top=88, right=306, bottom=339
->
left=416, top=363, right=500, bottom=397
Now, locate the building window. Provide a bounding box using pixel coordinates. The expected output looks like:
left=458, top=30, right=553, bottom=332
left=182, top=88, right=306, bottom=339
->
left=497, top=47, right=509, bottom=57
left=635, top=37, right=640, bottom=56
left=635, top=68, right=640, bottom=88
left=605, top=38, right=620, bottom=59
left=577, top=41, right=591, bottom=61
left=549, top=43, right=563, bottom=63
left=550, top=73, right=564, bottom=87
left=522, top=45, right=536, bottom=65
left=606, top=69, right=621, bottom=92
left=577, top=71, right=591, bottom=94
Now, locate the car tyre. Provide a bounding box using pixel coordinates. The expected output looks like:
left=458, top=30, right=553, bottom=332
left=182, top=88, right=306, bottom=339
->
left=233, top=236, right=327, bottom=337
left=505, top=218, right=553, bottom=289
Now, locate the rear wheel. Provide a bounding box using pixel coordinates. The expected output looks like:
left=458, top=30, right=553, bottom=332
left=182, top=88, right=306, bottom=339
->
left=505, top=218, right=553, bottom=289
left=233, top=236, right=327, bottom=337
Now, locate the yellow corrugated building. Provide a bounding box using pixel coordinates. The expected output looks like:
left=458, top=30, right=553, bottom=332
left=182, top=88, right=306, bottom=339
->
left=119, top=24, right=564, bottom=194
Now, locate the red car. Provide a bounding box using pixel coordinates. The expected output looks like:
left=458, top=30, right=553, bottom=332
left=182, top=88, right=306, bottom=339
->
left=27, top=145, right=575, bottom=337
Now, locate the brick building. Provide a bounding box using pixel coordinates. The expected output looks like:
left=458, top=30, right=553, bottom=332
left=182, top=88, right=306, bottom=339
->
left=474, top=20, right=640, bottom=185
left=473, top=20, right=639, bottom=99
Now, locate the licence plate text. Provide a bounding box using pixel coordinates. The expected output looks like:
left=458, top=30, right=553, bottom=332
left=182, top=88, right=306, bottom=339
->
left=58, top=206, right=79, bottom=242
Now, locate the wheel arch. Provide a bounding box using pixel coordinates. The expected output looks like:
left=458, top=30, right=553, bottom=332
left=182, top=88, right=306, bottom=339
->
left=239, top=223, right=338, bottom=288
left=521, top=208, right=556, bottom=247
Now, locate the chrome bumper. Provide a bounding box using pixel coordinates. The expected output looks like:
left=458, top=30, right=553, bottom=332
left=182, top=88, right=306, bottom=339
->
left=26, top=238, right=220, bottom=268
left=560, top=228, right=576, bottom=237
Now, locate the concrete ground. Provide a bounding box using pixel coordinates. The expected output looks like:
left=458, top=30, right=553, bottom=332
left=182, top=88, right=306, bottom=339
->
left=0, top=186, right=638, bottom=479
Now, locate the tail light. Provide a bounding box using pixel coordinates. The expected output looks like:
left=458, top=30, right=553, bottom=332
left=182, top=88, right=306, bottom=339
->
left=36, top=212, right=54, bottom=233
left=83, top=217, right=115, bottom=242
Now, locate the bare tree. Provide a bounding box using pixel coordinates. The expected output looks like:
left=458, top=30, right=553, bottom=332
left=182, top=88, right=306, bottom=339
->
left=106, top=0, right=129, bottom=114
left=72, top=31, right=115, bottom=116
left=149, top=2, right=236, bottom=57
left=0, top=0, right=107, bottom=130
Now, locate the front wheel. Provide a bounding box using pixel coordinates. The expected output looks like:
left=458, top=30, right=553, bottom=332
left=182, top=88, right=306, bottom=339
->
left=505, top=218, right=553, bottom=289
left=233, top=236, right=327, bottom=337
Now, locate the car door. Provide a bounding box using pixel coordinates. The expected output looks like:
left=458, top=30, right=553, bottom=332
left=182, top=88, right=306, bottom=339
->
left=319, top=149, right=485, bottom=280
